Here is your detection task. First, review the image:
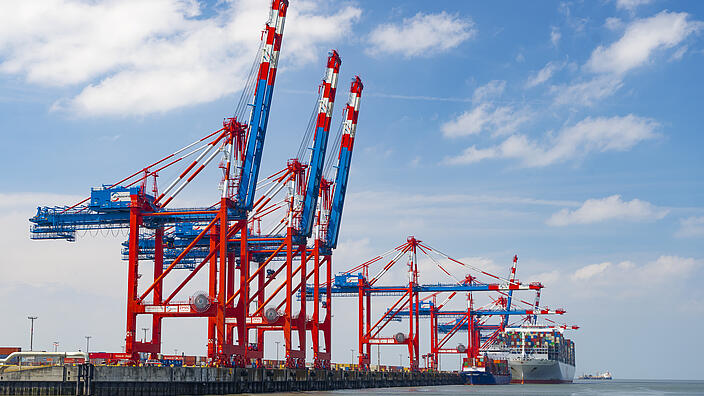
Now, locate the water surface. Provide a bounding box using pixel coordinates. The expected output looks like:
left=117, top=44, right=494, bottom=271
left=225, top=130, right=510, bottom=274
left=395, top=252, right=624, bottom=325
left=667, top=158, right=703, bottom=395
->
left=238, top=380, right=704, bottom=396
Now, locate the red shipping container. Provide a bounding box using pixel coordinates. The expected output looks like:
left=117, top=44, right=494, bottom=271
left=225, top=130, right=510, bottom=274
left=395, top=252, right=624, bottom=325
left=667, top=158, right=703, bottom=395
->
left=0, top=347, right=21, bottom=355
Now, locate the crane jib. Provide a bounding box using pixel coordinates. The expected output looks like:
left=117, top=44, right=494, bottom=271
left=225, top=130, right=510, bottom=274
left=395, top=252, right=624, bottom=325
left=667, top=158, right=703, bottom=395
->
left=327, top=146, right=352, bottom=248
left=300, top=124, right=329, bottom=237
left=237, top=76, right=268, bottom=207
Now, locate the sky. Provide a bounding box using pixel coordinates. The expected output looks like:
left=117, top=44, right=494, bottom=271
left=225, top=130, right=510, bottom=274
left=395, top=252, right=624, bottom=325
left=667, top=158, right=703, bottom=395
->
left=1, top=0, right=703, bottom=380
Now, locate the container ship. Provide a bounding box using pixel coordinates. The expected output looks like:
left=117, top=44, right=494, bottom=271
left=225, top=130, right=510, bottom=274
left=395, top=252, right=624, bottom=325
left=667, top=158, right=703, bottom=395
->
left=500, top=327, right=575, bottom=384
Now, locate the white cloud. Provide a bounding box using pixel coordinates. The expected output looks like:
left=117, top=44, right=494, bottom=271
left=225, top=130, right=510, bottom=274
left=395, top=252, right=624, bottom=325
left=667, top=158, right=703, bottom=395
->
left=0, top=0, right=361, bottom=116
left=548, top=255, right=702, bottom=300
left=605, top=17, right=624, bottom=31
left=441, top=103, right=531, bottom=138
left=550, top=11, right=701, bottom=107
left=442, top=80, right=530, bottom=138
left=551, top=75, right=624, bottom=106
left=550, top=26, right=561, bottom=47
left=587, top=11, right=703, bottom=75
left=526, top=61, right=563, bottom=88
left=547, top=195, right=668, bottom=226
left=676, top=216, right=704, bottom=238
left=0, top=192, right=125, bottom=297
left=445, top=114, right=658, bottom=167
left=525, top=270, right=561, bottom=287
left=642, top=255, right=699, bottom=279
left=472, top=80, right=506, bottom=103
left=615, top=0, right=653, bottom=12
left=670, top=45, right=688, bottom=61
left=572, top=262, right=611, bottom=280
left=367, top=11, right=476, bottom=58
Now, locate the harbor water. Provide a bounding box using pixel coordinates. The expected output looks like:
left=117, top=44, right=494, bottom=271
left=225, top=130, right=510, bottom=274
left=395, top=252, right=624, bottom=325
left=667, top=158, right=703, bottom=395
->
left=248, top=380, right=704, bottom=396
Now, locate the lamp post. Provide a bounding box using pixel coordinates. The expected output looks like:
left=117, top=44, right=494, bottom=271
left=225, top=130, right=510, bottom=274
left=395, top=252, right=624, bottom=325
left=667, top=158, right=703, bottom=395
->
left=53, top=342, right=59, bottom=352
left=142, top=328, right=149, bottom=343
left=85, top=336, right=91, bottom=354
left=350, top=348, right=355, bottom=364
left=275, top=341, right=280, bottom=364
left=27, top=316, right=38, bottom=351
left=399, top=353, right=402, bottom=366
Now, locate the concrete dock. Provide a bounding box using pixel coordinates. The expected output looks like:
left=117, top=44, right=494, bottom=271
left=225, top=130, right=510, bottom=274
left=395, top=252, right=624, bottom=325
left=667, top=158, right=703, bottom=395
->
left=0, top=364, right=463, bottom=395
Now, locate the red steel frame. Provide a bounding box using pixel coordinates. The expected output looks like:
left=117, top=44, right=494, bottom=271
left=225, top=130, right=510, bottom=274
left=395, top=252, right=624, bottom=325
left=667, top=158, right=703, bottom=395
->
left=355, top=237, right=422, bottom=370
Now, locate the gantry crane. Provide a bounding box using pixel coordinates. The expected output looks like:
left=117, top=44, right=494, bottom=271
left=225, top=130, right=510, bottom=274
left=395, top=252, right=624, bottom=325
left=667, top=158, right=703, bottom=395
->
left=299, top=237, right=554, bottom=370
left=29, top=0, right=364, bottom=369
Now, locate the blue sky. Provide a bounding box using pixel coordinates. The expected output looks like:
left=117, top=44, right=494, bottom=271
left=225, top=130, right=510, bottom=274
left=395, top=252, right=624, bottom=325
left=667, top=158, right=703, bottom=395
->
left=1, top=0, right=703, bottom=380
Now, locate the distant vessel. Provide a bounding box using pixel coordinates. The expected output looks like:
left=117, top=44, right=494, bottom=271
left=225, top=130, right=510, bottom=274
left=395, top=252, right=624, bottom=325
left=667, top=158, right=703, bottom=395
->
left=501, top=327, right=575, bottom=384
left=461, top=352, right=511, bottom=385
left=579, top=371, right=612, bottom=380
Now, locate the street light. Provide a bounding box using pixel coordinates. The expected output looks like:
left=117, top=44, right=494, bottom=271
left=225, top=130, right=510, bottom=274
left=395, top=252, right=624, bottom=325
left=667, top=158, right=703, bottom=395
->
left=275, top=341, right=280, bottom=363
left=85, top=336, right=91, bottom=354
left=53, top=342, right=59, bottom=352
left=350, top=348, right=355, bottom=364
left=27, top=316, right=38, bottom=351
left=399, top=353, right=402, bottom=366
left=142, top=328, right=149, bottom=343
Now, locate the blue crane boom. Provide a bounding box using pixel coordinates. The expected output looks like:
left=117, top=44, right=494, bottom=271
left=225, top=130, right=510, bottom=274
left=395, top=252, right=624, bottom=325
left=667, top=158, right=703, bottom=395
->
left=325, top=76, right=363, bottom=249
left=299, top=51, right=341, bottom=238
left=237, top=0, right=288, bottom=211
left=503, top=255, right=518, bottom=328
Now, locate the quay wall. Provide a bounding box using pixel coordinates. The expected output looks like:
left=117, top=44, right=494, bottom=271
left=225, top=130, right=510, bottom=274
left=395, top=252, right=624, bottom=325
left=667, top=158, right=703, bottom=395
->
left=0, top=365, right=463, bottom=395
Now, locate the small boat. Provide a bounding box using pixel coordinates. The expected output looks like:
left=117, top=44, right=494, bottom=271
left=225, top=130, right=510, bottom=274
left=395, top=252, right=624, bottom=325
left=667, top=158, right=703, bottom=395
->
left=461, top=354, right=511, bottom=385
left=578, top=371, right=612, bottom=380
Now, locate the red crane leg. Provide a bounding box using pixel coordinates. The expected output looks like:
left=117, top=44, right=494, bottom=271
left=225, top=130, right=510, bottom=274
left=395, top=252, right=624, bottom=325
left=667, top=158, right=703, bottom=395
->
left=323, top=254, right=332, bottom=368
left=296, top=243, right=307, bottom=367
left=150, top=227, right=164, bottom=359
left=312, top=240, right=320, bottom=368
left=357, top=278, right=363, bottom=367
left=125, top=195, right=141, bottom=362
left=208, top=231, right=218, bottom=360
left=215, top=200, right=229, bottom=364
left=413, top=290, right=420, bottom=370
left=227, top=250, right=236, bottom=347
left=235, top=219, right=249, bottom=366
left=429, top=305, right=436, bottom=370
left=407, top=279, right=413, bottom=369
left=284, top=227, right=293, bottom=367
left=256, top=265, right=265, bottom=367
left=365, top=290, right=371, bottom=369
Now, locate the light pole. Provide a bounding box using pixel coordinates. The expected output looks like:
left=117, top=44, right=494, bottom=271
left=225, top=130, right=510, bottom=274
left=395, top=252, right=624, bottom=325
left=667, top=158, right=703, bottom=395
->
left=85, top=336, right=91, bottom=354
left=53, top=342, right=59, bottom=352
left=399, top=353, right=402, bottom=366
left=275, top=341, right=280, bottom=363
left=27, top=316, right=38, bottom=351
left=350, top=348, right=355, bottom=364
left=142, top=328, right=149, bottom=343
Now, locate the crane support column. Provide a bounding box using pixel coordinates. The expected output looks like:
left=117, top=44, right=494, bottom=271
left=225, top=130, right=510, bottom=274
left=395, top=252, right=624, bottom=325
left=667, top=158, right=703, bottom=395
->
left=150, top=227, right=164, bottom=359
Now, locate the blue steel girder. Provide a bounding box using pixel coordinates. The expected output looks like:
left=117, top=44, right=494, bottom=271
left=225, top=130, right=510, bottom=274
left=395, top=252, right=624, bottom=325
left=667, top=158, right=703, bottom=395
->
left=28, top=187, right=245, bottom=242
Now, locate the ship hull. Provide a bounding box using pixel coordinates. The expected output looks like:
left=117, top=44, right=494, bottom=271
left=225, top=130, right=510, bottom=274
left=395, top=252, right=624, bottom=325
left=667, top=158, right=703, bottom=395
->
left=462, top=371, right=511, bottom=385
left=509, top=359, right=574, bottom=384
